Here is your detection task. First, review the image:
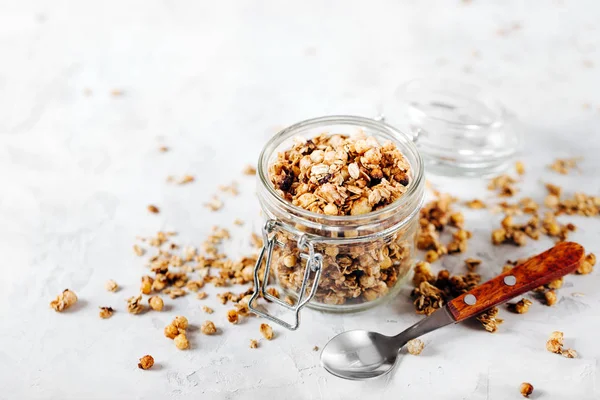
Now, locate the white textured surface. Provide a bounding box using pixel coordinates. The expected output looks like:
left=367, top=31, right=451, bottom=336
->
left=1, top=1, right=599, bottom=399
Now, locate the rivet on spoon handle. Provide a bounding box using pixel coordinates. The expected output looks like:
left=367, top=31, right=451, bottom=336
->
left=447, top=241, right=584, bottom=322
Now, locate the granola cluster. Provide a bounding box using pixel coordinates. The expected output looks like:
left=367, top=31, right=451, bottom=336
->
left=475, top=307, right=504, bottom=333
left=549, top=157, right=581, bottom=174
left=417, top=194, right=471, bottom=262
left=520, top=382, right=534, bottom=398
left=49, top=289, right=78, bottom=312
left=164, top=316, right=190, bottom=350
left=411, top=262, right=481, bottom=316
left=269, top=133, right=411, bottom=216
left=546, top=331, right=577, bottom=358
left=138, top=355, right=154, bottom=370
left=406, top=339, right=425, bottom=355
left=267, top=133, right=417, bottom=306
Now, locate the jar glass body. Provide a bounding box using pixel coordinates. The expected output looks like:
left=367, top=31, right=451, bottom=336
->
left=256, top=116, right=425, bottom=312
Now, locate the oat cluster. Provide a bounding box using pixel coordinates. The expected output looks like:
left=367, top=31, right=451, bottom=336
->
left=105, top=280, right=119, bottom=292
left=546, top=331, right=577, bottom=358
left=259, top=323, right=274, bottom=340
left=201, top=320, right=217, bottom=335
left=406, top=339, right=425, bottom=355
left=270, top=133, right=411, bottom=216
left=475, top=307, right=504, bottom=333
left=411, top=262, right=480, bottom=315
left=138, top=355, right=154, bottom=370
left=520, top=382, right=534, bottom=398
left=545, top=187, right=600, bottom=217
left=50, top=289, right=78, bottom=312
left=417, top=194, right=471, bottom=263
left=488, top=174, right=518, bottom=197
left=549, top=157, right=581, bottom=174
left=576, top=253, right=596, bottom=275
left=164, top=316, right=190, bottom=350
left=99, top=306, right=114, bottom=319
left=508, top=298, right=532, bottom=314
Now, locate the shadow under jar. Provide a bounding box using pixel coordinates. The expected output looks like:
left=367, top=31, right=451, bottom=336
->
left=249, top=116, right=425, bottom=330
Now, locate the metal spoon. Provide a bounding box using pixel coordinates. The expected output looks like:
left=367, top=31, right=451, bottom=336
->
left=321, top=242, right=584, bottom=380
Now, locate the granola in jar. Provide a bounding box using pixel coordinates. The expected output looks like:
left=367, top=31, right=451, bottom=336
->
left=253, top=116, right=424, bottom=319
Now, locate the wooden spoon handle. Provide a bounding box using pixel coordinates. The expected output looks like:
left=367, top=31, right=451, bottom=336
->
left=447, top=242, right=585, bottom=322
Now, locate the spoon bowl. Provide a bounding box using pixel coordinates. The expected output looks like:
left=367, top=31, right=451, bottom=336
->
left=320, top=330, right=399, bottom=380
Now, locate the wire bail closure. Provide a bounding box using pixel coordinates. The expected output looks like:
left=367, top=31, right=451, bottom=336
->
left=248, top=219, right=323, bottom=330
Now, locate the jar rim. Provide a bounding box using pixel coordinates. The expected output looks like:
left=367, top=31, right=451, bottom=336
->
left=257, top=115, right=424, bottom=224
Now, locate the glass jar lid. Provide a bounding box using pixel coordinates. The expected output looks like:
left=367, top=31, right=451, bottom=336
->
left=382, top=79, right=521, bottom=177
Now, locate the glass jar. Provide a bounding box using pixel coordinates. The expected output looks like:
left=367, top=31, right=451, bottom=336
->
left=248, top=116, right=425, bottom=330
left=383, top=79, right=521, bottom=177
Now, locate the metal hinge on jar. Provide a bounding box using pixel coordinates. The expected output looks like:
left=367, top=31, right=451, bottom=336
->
left=248, top=219, right=323, bottom=330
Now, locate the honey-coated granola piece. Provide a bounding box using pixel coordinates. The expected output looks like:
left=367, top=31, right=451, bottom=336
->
left=138, top=355, right=154, bottom=370
left=50, top=289, right=78, bottom=312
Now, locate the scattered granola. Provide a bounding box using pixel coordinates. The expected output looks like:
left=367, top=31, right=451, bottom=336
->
left=158, top=146, right=168, bottom=152
left=197, top=291, right=208, bottom=299
left=561, top=348, right=578, bottom=358
left=406, top=339, right=424, bottom=355
left=515, top=161, right=525, bottom=175
left=168, top=175, right=195, bottom=185
left=520, top=382, right=534, bottom=398
left=313, top=346, right=319, bottom=351
left=148, top=296, right=164, bottom=311
left=259, top=323, right=274, bottom=340
left=133, top=245, right=145, bottom=257
left=576, top=253, right=596, bottom=275
left=549, top=157, right=581, bottom=175
left=202, top=306, right=214, bottom=314
left=227, top=309, right=239, bottom=324
left=174, top=333, right=189, bottom=350
left=50, top=289, right=78, bottom=312
left=219, top=182, right=239, bottom=196
left=164, top=324, right=180, bottom=339
left=164, top=288, right=186, bottom=299
left=99, top=306, right=114, bottom=319
left=141, top=275, right=154, bottom=295
left=233, top=218, right=244, bottom=226
left=546, top=331, right=577, bottom=358
left=547, top=278, right=563, bottom=290
left=249, top=339, right=259, bottom=348
left=243, top=165, right=257, bottom=176
left=204, top=196, right=223, bottom=211
left=173, top=316, right=188, bottom=330
left=126, top=294, right=145, bottom=314
left=105, top=280, right=118, bottom=292
left=465, top=199, right=486, bottom=209
left=464, top=258, right=481, bottom=272
left=544, top=290, right=557, bottom=306
left=508, top=298, right=532, bottom=314
left=476, top=307, right=504, bottom=333
left=411, top=266, right=481, bottom=316
left=201, top=321, right=217, bottom=335
left=488, top=174, right=518, bottom=197
left=546, top=331, right=563, bottom=353
left=147, top=205, right=160, bottom=214
left=417, top=194, right=470, bottom=260
left=138, top=355, right=155, bottom=370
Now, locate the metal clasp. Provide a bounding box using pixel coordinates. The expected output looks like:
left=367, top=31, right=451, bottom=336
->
left=248, top=219, right=323, bottom=330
